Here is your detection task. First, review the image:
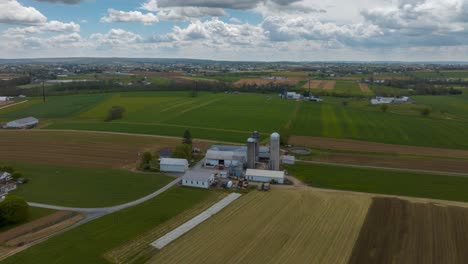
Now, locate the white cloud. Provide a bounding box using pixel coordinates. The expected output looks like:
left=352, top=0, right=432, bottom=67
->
left=5, top=21, right=80, bottom=35
left=140, top=0, right=227, bottom=20
left=101, top=9, right=159, bottom=25
left=91, top=29, right=143, bottom=47
left=0, top=0, right=47, bottom=25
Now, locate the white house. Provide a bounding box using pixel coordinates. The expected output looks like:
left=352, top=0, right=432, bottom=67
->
left=182, top=171, right=214, bottom=189
left=245, top=169, right=285, bottom=184
left=160, top=158, right=189, bottom=173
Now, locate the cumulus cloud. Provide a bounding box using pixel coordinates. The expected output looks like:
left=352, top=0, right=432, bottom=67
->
left=0, top=0, right=47, bottom=25
left=141, top=0, right=227, bottom=20
left=155, top=0, right=301, bottom=9
left=91, top=29, right=143, bottom=47
left=101, top=9, right=159, bottom=25
left=5, top=21, right=80, bottom=35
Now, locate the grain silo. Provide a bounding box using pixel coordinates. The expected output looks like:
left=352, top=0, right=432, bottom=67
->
left=247, top=137, right=256, bottom=169
left=270, top=132, right=280, bottom=171
left=252, top=131, right=260, bottom=161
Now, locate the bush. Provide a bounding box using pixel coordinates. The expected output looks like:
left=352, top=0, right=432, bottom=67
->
left=12, top=172, right=22, bottom=180
left=0, top=196, right=29, bottom=225
left=0, top=166, right=14, bottom=173
left=380, top=104, right=389, bottom=112
left=421, top=107, right=432, bottom=117
left=105, top=106, right=126, bottom=122
left=183, top=129, right=192, bottom=145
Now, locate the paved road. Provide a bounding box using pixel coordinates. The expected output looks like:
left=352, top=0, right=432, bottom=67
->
left=28, top=177, right=181, bottom=224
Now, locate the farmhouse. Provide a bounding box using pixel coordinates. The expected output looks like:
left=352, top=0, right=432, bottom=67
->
left=371, top=96, right=411, bottom=105
left=0, top=172, right=12, bottom=183
left=181, top=171, right=214, bottom=189
left=160, top=158, right=189, bottom=173
left=0, top=172, right=16, bottom=195
left=245, top=169, right=285, bottom=184
left=4, top=117, right=39, bottom=129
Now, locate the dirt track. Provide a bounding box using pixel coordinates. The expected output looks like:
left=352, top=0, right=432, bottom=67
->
left=349, top=197, right=468, bottom=264
left=290, top=136, right=468, bottom=159
left=358, top=83, right=370, bottom=92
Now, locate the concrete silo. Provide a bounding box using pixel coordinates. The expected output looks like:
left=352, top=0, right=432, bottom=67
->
left=270, top=132, right=280, bottom=171
left=247, top=137, right=256, bottom=169
left=252, top=131, right=260, bottom=161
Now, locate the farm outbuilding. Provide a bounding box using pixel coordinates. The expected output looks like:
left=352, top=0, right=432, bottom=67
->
left=160, top=158, right=189, bottom=173
left=245, top=169, right=285, bottom=184
left=4, top=117, right=39, bottom=129
left=282, top=155, right=296, bottom=165
left=204, top=147, right=246, bottom=168
left=182, top=171, right=214, bottom=189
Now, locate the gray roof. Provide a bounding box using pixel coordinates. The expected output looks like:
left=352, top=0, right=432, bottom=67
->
left=210, top=145, right=247, bottom=152
left=160, top=158, right=188, bottom=166
left=182, top=171, right=213, bottom=181
left=6, top=117, right=39, bottom=126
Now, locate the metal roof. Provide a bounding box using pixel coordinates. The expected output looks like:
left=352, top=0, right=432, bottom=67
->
left=182, top=171, right=213, bottom=181
left=246, top=169, right=285, bottom=179
left=206, top=150, right=235, bottom=160
left=6, top=117, right=39, bottom=126
left=160, top=158, right=188, bottom=166
left=209, top=145, right=247, bottom=152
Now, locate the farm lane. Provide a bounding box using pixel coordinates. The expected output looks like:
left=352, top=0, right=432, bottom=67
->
left=0, top=100, right=28, bottom=110
left=296, top=159, right=468, bottom=177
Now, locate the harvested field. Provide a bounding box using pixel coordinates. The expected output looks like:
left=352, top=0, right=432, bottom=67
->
left=0, top=130, right=181, bottom=168
left=234, top=77, right=305, bottom=86
left=316, top=153, right=468, bottom=174
left=289, top=136, right=468, bottom=159
left=303, top=80, right=336, bottom=90
left=149, top=188, right=371, bottom=264
left=359, top=83, right=370, bottom=92
left=349, top=197, right=468, bottom=264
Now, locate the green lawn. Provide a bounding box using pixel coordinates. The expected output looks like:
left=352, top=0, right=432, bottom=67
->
left=0, top=207, right=56, bottom=233
left=288, top=163, right=468, bottom=203
left=8, top=162, right=173, bottom=207
left=2, top=187, right=218, bottom=264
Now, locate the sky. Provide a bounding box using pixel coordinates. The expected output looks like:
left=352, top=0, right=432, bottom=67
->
left=1, top=0, right=468, bottom=61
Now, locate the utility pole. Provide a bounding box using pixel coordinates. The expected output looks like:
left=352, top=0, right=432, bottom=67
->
left=42, top=80, right=46, bottom=103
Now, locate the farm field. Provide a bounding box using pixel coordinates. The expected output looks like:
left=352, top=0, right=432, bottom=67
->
left=1, top=187, right=223, bottom=264
left=0, top=207, right=55, bottom=233
left=287, top=163, right=468, bottom=203
left=149, top=188, right=371, bottom=264
left=302, top=80, right=336, bottom=90
left=0, top=130, right=181, bottom=169
left=349, top=197, right=468, bottom=264
left=8, top=162, right=173, bottom=207
left=2, top=91, right=468, bottom=150
left=234, top=77, right=306, bottom=86
left=412, top=70, right=468, bottom=79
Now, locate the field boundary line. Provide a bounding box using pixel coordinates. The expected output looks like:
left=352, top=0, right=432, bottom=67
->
left=150, top=193, right=241, bottom=249
left=0, top=100, right=28, bottom=110
left=297, top=159, right=468, bottom=177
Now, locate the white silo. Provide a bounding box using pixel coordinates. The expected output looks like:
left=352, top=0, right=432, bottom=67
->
left=270, top=132, right=280, bottom=171
left=247, top=137, right=256, bottom=169
left=252, top=131, right=260, bottom=161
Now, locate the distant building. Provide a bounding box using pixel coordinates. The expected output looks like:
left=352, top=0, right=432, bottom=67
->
left=4, top=117, right=39, bottom=129
left=160, top=158, right=189, bottom=173
left=0, top=172, right=16, bottom=196
left=181, top=171, right=214, bottom=189
left=0, top=96, right=10, bottom=102
left=245, top=169, right=285, bottom=184
left=371, top=96, right=410, bottom=105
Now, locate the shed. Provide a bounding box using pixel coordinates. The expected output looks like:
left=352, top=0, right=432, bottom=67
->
left=160, top=158, right=189, bottom=173
left=245, top=169, right=285, bottom=184
left=4, top=117, right=39, bottom=129
left=282, top=155, right=296, bottom=165
left=182, top=171, right=214, bottom=189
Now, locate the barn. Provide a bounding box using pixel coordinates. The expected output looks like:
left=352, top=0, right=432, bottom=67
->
left=182, top=171, right=214, bottom=189
left=245, top=169, right=285, bottom=184
left=160, top=158, right=189, bottom=173
left=4, top=117, right=39, bottom=129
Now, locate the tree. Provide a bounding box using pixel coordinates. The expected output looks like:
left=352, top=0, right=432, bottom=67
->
left=12, top=172, right=22, bottom=180
left=183, top=129, right=192, bottom=145
left=105, top=106, right=125, bottom=122
left=380, top=104, right=389, bottom=112
left=139, top=151, right=154, bottom=171
left=421, top=107, right=432, bottom=117
left=279, top=127, right=291, bottom=146
left=342, top=101, right=348, bottom=106
left=172, top=144, right=192, bottom=160
left=0, top=166, right=14, bottom=173
left=0, top=196, right=29, bottom=226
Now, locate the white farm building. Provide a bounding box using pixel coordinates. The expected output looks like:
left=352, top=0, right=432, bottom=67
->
left=245, top=169, right=285, bottom=184
left=181, top=171, right=214, bottom=189
left=160, top=158, right=189, bottom=173
left=4, top=117, right=39, bottom=129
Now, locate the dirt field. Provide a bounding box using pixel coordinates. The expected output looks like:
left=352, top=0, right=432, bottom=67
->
left=289, top=136, right=468, bottom=159
left=358, top=83, right=370, bottom=92
left=149, top=188, right=371, bottom=264
left=316, top=153, right=468, bottom=174
left=303, top=80, right=336, bottom=90
left=234, top=77, right=305, bottom=87
left=0, top=130, right=182, bottom=169
left=349, top=197, right=468, bottom=264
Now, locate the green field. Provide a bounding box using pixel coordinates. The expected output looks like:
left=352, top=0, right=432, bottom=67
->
left=288, top=163, right=468, bottom=203
left=2, top=187, right=219, bottom=264
left=412, top=70, right=468, bottom=79
left=2, top=91, right=468, bottom=149
left=8, top=162, right=173, bottom=207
